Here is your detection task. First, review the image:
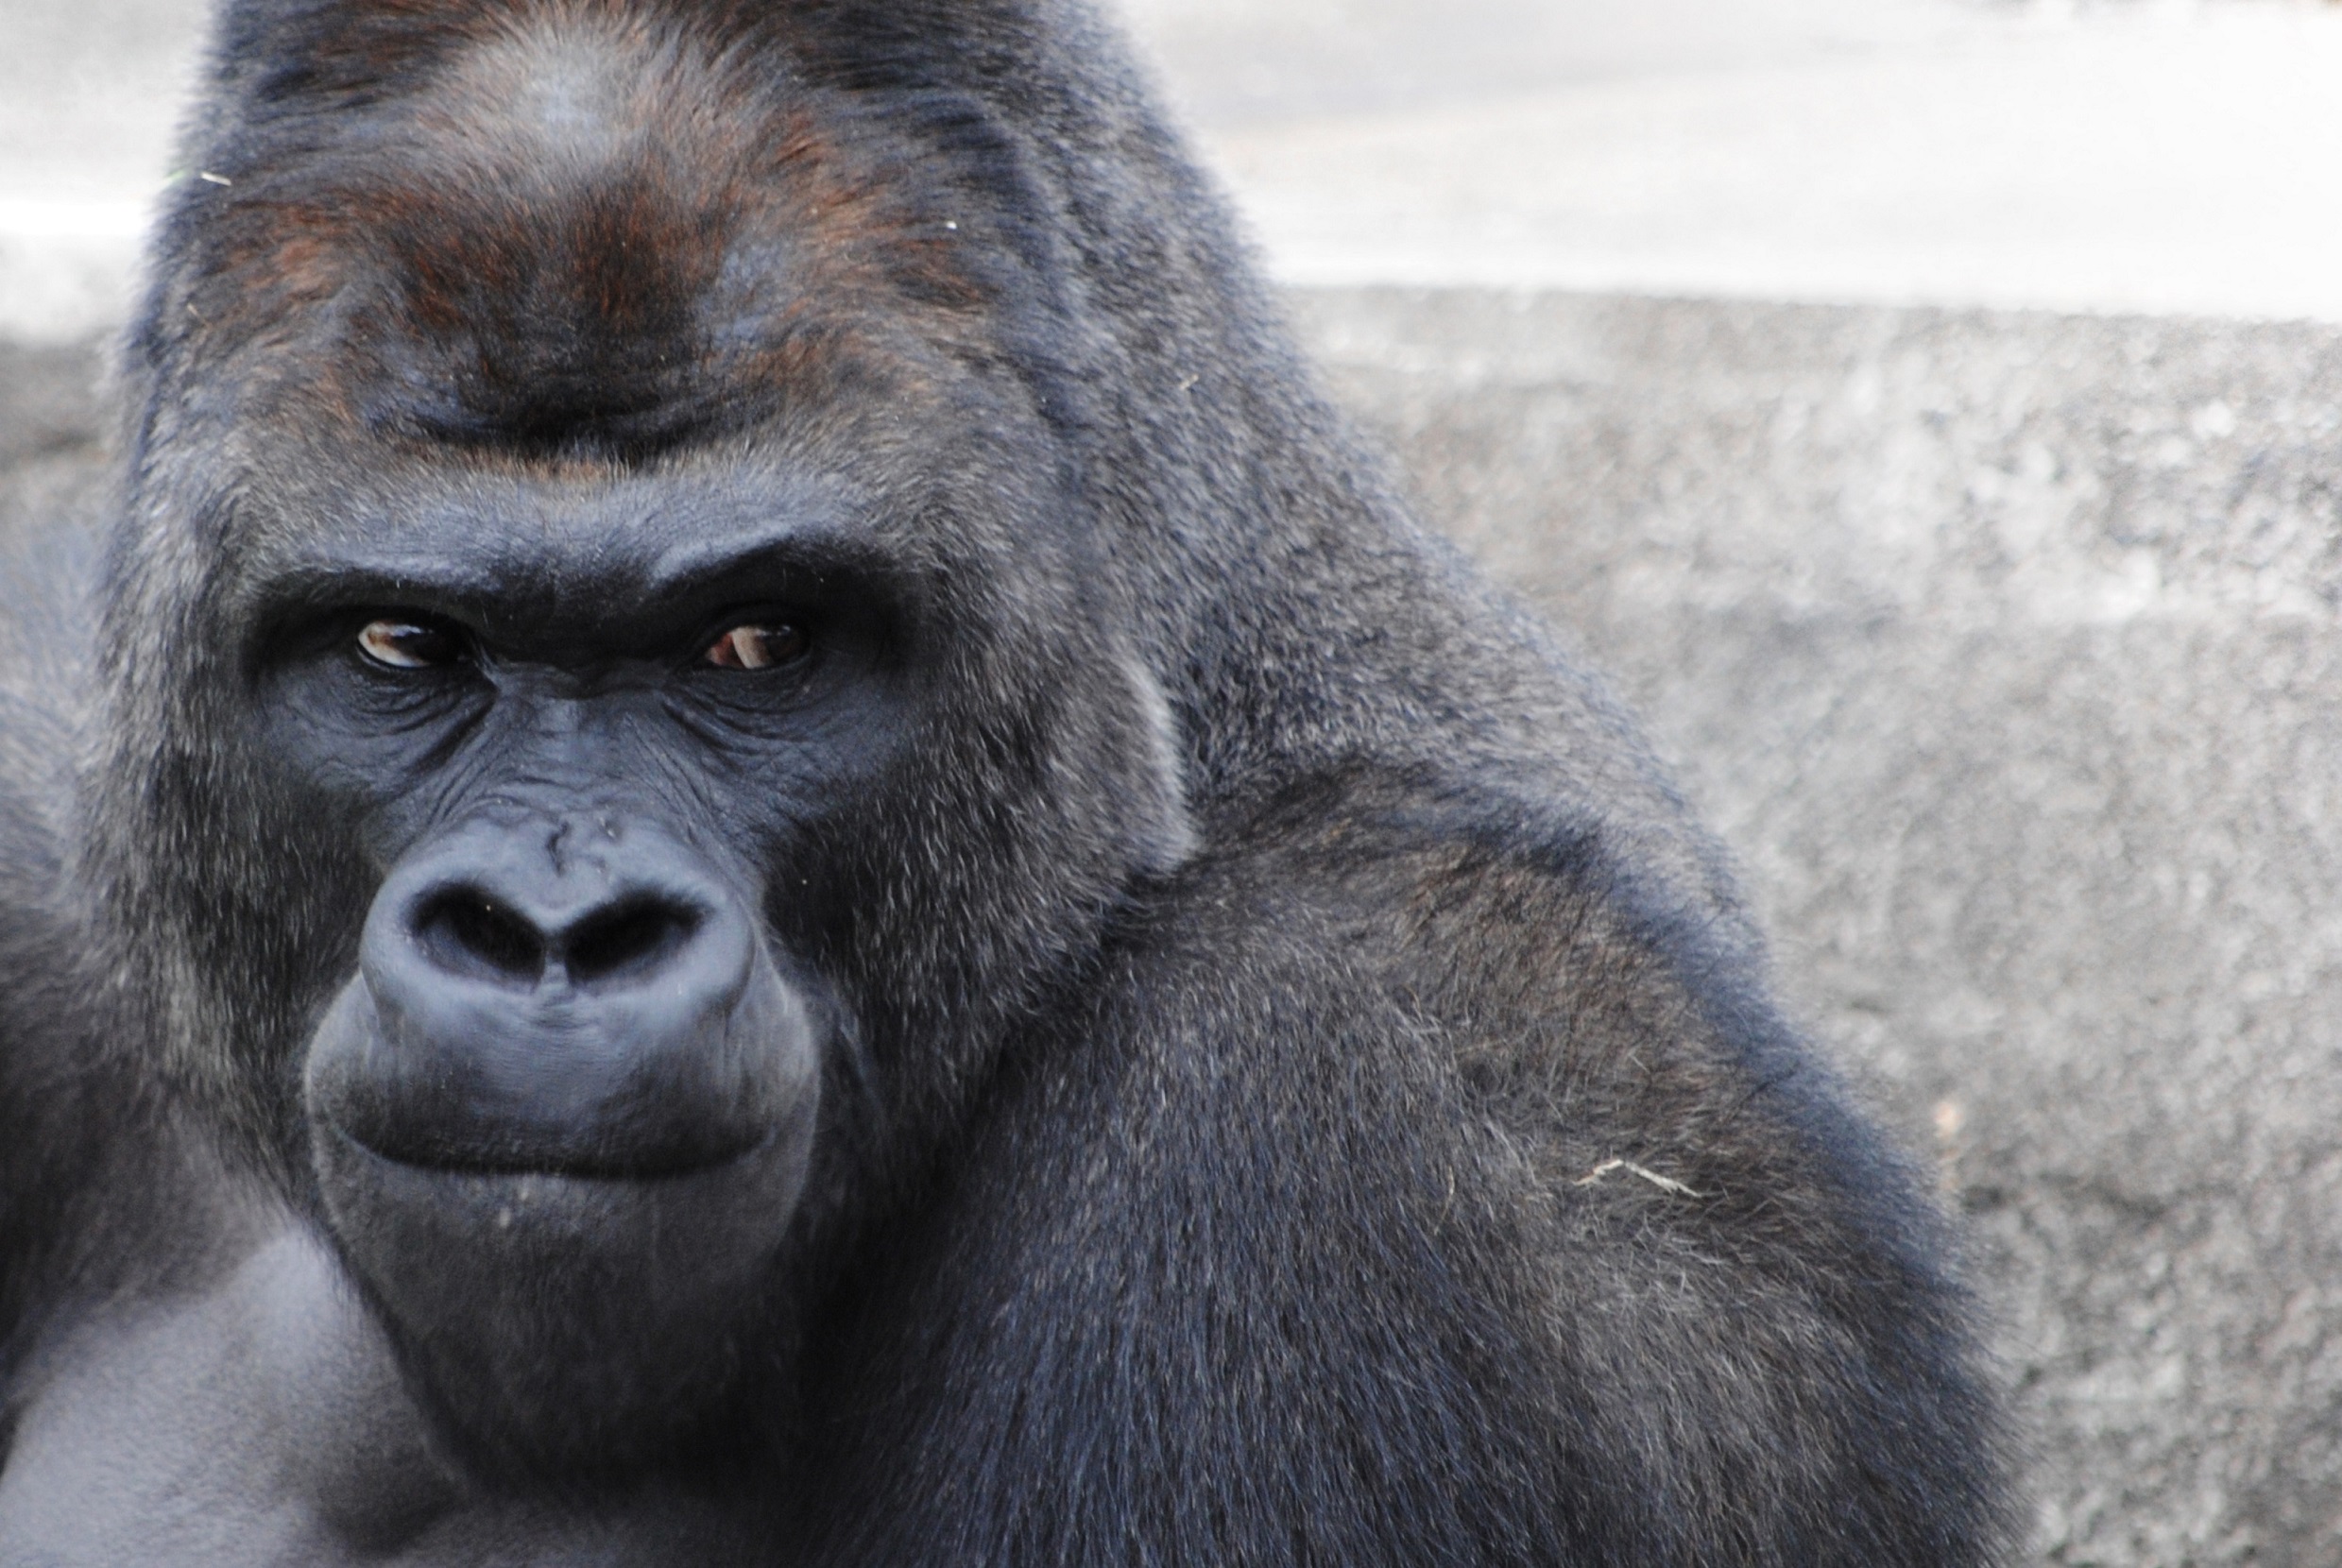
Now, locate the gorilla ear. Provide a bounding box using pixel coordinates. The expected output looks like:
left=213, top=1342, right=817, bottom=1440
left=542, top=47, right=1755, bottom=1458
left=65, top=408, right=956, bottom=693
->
left=1120, top=654, right=1198, bottom=877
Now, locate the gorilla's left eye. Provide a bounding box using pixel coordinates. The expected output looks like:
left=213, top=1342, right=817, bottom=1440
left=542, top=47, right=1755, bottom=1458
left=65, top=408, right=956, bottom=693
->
left=705, top=622, right=810, bottom=671
left=356, top=618, right=466, bottom=670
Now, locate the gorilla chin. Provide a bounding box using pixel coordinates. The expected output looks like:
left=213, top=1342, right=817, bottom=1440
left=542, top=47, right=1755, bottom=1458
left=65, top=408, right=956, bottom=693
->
left=301, top=814, right=825, bottom=1478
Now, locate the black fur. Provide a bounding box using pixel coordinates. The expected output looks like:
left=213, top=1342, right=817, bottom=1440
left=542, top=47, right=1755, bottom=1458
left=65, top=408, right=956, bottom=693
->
left=0, top=0, right=2014, bottom=1560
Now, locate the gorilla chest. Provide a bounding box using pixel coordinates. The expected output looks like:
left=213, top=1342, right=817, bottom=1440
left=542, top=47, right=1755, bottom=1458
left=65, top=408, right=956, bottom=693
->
left=0, top=1226, right=780, bottom=1566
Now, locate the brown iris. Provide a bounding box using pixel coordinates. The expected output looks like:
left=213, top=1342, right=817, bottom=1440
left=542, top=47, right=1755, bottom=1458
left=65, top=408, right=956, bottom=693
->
left=357, top=619, right=464, bottom=670
left=705, top=623, right=810, bottom=670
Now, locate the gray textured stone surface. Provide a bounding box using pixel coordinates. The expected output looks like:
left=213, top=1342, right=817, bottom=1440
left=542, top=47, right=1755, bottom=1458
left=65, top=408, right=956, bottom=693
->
left=0, top=339, right=107, bottom=471
left=8, top=289, right=2340, bottom=1563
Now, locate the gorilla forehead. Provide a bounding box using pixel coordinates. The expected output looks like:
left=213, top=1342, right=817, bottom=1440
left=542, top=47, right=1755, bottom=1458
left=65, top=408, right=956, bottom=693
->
left=429, top=8, right=710, bottom=173
left=173, top=0, right=1010, bottom=461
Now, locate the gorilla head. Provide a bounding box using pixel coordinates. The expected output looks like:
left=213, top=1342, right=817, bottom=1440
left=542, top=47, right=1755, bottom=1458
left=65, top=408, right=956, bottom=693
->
left=88, top=0, right=1189, bottom=1478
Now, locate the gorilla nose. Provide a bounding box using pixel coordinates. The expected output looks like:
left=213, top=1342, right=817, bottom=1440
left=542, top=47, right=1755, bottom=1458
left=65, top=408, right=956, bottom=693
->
left=408, top=881, right=703, bottom=989
left=384, top=843, right=751, bottom=1030
left=307, top=821, right=814, bottom=1177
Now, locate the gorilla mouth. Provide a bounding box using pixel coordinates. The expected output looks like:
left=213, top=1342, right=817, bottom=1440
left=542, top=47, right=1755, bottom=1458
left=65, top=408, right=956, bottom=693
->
left=315, top=1112, right=816, bottom=1276
left=332, top=1116, right=779, bottom=1182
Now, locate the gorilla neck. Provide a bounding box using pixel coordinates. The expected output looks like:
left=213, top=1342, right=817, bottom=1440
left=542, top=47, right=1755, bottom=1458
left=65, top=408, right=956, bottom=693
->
left=0, top=1200, right=792, bottom=1563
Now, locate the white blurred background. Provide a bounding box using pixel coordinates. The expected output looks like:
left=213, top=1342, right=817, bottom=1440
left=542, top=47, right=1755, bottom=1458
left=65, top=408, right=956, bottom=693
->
left=9, top=0, right=2342, bottom=338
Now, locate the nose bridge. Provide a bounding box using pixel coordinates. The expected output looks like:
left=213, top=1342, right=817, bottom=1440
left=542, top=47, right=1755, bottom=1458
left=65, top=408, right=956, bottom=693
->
left=477, top=688, right=655, bottom=827
left=434, top=805, right=707, bottom=926
left=500, top=810, right=646, bottom=937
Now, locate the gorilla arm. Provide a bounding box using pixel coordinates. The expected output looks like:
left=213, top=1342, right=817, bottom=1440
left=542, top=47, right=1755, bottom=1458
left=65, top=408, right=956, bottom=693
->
left=800, top=776, right=2008, bottom=1567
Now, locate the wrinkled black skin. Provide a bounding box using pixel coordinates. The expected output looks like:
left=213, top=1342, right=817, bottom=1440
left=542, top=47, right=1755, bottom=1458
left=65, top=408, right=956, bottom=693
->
left=0, top=0, right=2016, bottom=1561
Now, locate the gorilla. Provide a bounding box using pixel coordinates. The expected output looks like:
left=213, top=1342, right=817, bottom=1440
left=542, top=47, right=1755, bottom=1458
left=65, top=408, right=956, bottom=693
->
left=0, top=0, right=2014, bottom=1560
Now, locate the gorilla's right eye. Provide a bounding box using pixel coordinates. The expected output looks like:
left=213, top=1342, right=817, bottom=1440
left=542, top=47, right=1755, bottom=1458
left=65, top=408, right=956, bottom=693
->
left=356, top=618, right=466, bottom=671
left=705, top=622, right=811, bottom=671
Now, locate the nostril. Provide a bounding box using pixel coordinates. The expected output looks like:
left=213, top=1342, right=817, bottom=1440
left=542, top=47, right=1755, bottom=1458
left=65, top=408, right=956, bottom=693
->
left=413, top=888, right=546, bottom=982
left=562, top=897, right=699, bottom=985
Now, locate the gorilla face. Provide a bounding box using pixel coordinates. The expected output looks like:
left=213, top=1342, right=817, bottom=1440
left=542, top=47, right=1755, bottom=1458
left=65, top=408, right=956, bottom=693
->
left=240, top=461, right=913, bottom=1470
left=108, top=365, right=1180, bottom=1488
left=104, top=300, right=1198, bottom=1471
left=96, top=323, right=1190, bottom=1472
left=87, top=9, right=1198, bottom=1486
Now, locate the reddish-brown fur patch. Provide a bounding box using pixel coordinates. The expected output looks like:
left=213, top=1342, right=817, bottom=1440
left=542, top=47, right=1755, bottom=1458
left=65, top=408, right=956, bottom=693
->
left=179, top=0, right=995, bottom=458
